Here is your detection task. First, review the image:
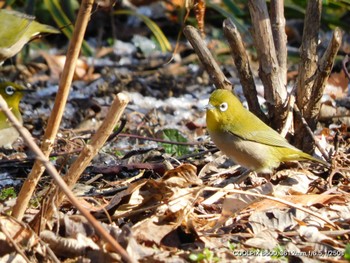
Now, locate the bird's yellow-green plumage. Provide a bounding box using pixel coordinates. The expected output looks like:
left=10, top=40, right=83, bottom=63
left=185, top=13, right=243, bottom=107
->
left=0, top=9, right=60, bottom=63
left=0, top=81, right=26, bottom=148
left=206, top=89, right=329, bottom=173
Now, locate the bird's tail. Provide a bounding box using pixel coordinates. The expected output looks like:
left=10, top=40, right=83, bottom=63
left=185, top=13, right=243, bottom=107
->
left=296, top=151, right=330, bottom=168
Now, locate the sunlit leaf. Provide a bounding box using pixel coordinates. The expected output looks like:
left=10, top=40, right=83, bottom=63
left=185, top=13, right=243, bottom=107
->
left=45, top=0, right=93, bottom=56
left=114, top=9, right=172, bottom=52
left=206, top=1, right=248, bottom=34
left=161, top=128, right=190, bottom=156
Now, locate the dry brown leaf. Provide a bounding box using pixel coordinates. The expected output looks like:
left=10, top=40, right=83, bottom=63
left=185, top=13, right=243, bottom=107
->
left=41, top=52, right=99, bottom=81
left=118, top=227, right=155, bottom=261
left=248, top=209, right=307, bottom=233
left=273, top=170, right=320, bottom=195
left=244, top=229, right=279, bottom=250
left=95, top=46, right=114, bottom=58
left=249, top=194, right=347, bottom=211
left=96, top=179, right=148, bottom=218
left=198, top=154, right=238, bottom=178
left=106, top=164, right=203, bottom=246
left=162, top=163, right=202, bottom=187
left=59, top=215, right=96, bottom=237
left=0, top=215, right=38, bottom=256
left=132, top=215, right=176, bottom=245
left=327, top=70, right=349, bottom=94
left=246, top=195, right=349, bottom=233
left=297, top=226, right=346, bottom=257
left=298, top=226, right=339, bottom=245
left=201, top=183, right=235, bottom=205
left=40, top=230, right=121, bottom=261
left=95, top=163, right=202, bottom=223
left=328, top=203, right=350, bottom=220
left=214, top=183, right=274, bottom=228
left=40, top=230, right=99, bottom=257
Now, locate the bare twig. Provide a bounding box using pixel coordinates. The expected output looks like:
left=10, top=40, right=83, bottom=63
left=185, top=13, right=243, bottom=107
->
left=247, top=0, right=287, bottom=130
left=280, top=93, right=295, bottom=138
left=342, top=54, right=350, bottom=81
left=270, top=0, right=287, bottom=86
left=115, top=133, right=202, bottom=146
left=294, top=0, right=322, bottom=151
left=223, top=19, right=268, bottom=123
left=296, top=26, right=341, bottom=152
left=37, top=93, right=129, bottom=224
left=293, top=103, right=330, bottom=162
left=307, top=28, right=342, bottom=127
left=91, top=162, right=166, bottom=176
left=12, top=0, right=94, bottom=220
left=183, top=25, right=232, bottom=91
left=0, top=221, right=30, bottom=262
left=0, top=94, right=134, bottom=263
left=296, top=0, right=321, bottom=110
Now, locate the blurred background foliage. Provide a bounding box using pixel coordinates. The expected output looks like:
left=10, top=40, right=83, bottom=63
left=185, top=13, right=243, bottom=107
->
left=1, top=0, right=349, bottom=34
left=0, top=0, right=349, bottom=59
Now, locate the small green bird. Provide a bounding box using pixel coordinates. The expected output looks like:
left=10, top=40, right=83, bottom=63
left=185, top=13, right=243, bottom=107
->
left=0, top=81, right=29, bottom=148
left=206, top=89, right=329, bottom=173
left=0, top=9, right=60, bottom=64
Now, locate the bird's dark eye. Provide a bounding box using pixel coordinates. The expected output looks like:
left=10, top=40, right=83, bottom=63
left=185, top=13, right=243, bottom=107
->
left=5, top=86, right=15, bottom=96
left=219, top=102, right=228, bottom=112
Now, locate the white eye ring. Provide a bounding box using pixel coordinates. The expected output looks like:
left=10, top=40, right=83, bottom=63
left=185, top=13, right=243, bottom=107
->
left=5, top=86, right=15, bottom=96
left=219, top=102, right=228, bottom=112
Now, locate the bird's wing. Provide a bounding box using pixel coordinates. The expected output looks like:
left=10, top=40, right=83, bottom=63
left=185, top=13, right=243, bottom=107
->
left=225, top=106, right=298, bottom=149
left=0, top=10, right=31, bottom=47
left=229, top=128, right=296, bottom=149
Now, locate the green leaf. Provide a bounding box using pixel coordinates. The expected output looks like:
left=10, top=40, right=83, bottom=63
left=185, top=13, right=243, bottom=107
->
left=221, top=0, right=246, bottom=16
left=161, top=129, right=190, bottom=157
left=206, top=1, right=248, bottom=34
left=345, top=243, right=350, bottom=261
left=189, top=253, right=199, bottom=261
left=45, top=0, right=93, bottom=56
left=114, top=9, right=172, bottom=52
left=0, top=187, right=16, bottom=200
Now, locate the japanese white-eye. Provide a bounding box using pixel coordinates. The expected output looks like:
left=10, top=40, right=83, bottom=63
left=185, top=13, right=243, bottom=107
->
left=206, top=89, right=329, bottom=173
left=0, top=9, right=60, bottom=64
left=0, top=81, right=28, bottom=148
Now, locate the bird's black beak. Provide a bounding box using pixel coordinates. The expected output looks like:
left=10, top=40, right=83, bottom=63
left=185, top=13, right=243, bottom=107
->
left=204, top=103, right=215, bottom=111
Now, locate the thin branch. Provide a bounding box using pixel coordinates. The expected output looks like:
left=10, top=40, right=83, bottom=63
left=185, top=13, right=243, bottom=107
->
left=247, top=0, right=287, bottom=129
left=0, top=221, right=31, bottom=262
left=91, top=162, right=167, bottom=175
left=37, top=93, right=129, bottom=225
left=223, top=18, right=268, bottom=123
left=296, top=0, right=322, bottom=112
left=12, top=0, right=94, bottom=220
left=0, top=94, right=134, bottom=263
left=294, top=0, right=322, bottom=151
left=115, top=133, right=202, bottom=146
left=342, top=54, right=350, bottom=81
left=293, top=103, right=330, bottom=162
left=183, top=25, right=232, bottom=91
left=307, top=28, right=342, bottom=126
left=270, top=0, right=287, bottom=85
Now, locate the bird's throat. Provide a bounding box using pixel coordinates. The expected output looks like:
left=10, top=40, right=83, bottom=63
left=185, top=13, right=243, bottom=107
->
left=206, top=110, right=220, bottom=132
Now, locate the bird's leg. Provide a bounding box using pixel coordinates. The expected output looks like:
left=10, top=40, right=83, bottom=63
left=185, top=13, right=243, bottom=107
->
left=232, top=169, right=252, bottom=184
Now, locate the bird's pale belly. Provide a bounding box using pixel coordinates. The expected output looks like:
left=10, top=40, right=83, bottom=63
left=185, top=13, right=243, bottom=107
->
left=0, top=126, right=20, bottom=148
left=209, top=130, right=280, bottom=173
